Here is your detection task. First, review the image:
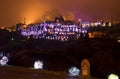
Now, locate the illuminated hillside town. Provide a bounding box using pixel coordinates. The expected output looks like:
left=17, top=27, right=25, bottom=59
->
left=0, top=0, right=120, bottom=78
left=0, top=16, right=120, bottom=79
left=19, top=18, right=114, bottom=41
left=1, top=16, right=119, bottom=41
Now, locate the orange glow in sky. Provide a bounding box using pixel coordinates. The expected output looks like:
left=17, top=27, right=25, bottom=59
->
left=0, top=0, right=120, bottom=27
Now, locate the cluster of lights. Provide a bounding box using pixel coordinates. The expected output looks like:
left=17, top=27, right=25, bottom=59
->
left=18, top=22, right=88, bottom=41
left=81, top=21, right=112, bottom=27
left=17, top=19, right=114, bottom=41
left=81, top=22, right=102, bottom=28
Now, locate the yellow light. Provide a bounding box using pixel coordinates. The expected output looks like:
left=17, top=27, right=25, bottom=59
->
left=102, top=23, right=106, bottom=26
left=117, top=40, right=120, bottom=42
left=109, top=22, right=112, bottom=27
left=1, top=27, right=5, bottom=29
left=108, top=74, right=119, bottom=79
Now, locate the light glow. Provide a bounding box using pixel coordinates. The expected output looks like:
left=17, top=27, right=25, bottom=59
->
left=108, top=74, right=119, bottom=79
left=0, top=56, right=8, bottom=66
left=69, top=67, right=80, bottom=76
left=34, top=60, right=43, bottom=69
left=118, top=40, right=120, bottom=42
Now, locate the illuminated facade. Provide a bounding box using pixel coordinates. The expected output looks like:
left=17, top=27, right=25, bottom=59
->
left=18, top=21, right=88, bottom=41
left=17, top=18, right=115, bottom=41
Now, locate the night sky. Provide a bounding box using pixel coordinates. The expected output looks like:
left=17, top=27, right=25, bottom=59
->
left=0, top=0, right=120, bottom=27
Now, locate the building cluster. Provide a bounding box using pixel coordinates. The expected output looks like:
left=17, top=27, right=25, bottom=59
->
left=17, top=20, right=107, bottom=41
left=0, top=16, right=115, bottom=41
left=18, top=21, right=88, bottom=41
left=16, top=17, right=114, bottom=41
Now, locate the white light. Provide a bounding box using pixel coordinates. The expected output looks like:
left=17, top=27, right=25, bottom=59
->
left=0, top=56, right=9, bottom=66
left=108, top=74, right=119, bottom=79
left=34, top=60, right=43, bottom=69
left=69, top=67, right=80, bottom=76
left=11, top=38, right=14, bottom=41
